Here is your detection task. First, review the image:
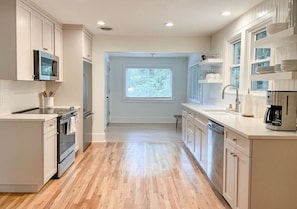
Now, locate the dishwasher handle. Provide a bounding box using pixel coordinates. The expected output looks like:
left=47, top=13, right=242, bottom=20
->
left=207, top=123, right=224, bottom=135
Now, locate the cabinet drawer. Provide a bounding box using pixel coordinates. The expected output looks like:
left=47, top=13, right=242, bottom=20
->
left=225, top=129, right=251, bottom=156
left=194, top=113, right=208, bottom=132
left=187, top=110, right=194, bottom=122
left=44, top=119, right=57, bottom=134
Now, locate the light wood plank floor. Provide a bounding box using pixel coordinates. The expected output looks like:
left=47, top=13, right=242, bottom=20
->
left=0, top=123, right=231, bottom=209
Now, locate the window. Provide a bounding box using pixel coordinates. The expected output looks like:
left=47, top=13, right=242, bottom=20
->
left=230, top=40, right=241, bottom=88
left=250, top=29, right=270, bottom=91
left=125, top=67, right=172, bottom=100
left=188, top=64, right=201, bottom=102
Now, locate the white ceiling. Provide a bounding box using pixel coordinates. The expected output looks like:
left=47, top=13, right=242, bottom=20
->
left=28, top=0, right=264, bottom=37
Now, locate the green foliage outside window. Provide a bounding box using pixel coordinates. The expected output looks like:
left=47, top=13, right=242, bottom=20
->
left=126, top=68, right=172, bottom=99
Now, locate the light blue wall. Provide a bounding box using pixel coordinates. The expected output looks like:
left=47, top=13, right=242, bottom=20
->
left=109, top=56, right=188, bottom=123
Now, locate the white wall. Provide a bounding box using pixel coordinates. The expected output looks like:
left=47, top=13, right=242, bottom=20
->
left=211, top=0, right=297, bottom=117
left=0, top=80, right=45, bottom=114
left=109, top=56, right=188, bottom=123
left=92, top=35, right=211, bottom=141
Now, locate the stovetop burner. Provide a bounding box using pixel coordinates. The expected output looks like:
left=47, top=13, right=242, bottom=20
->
left=13, top=107, right=76, bottom=117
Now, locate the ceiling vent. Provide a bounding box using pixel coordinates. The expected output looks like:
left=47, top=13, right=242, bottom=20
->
left=100, top=26, right=113, bottom=31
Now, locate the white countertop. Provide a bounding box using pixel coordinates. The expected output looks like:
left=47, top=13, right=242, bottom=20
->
left=0, top=113, right=58, bottom=122
left=0, top=106, right=80, bottom=122
left=182, top=103, right=297, bottom=140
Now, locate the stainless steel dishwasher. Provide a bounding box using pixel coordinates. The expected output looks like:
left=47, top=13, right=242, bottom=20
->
left=207, top=120, right=224, bottom=195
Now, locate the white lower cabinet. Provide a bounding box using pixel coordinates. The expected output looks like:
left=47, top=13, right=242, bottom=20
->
left=43, top=119, right=57, bottom=184
left=194, top=115, right=208, bottom=171
left=0, top=118, right=57, bottom=192
left=223, top=141, right=250, bottom=209
left=183, top=108, right=208, bottom=172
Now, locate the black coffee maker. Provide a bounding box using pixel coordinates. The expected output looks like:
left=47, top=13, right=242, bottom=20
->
left=264, top=91, right=297, bottom=131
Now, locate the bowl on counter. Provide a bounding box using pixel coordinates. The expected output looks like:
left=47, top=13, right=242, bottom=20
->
left=266, top=22, right=288, bottom=35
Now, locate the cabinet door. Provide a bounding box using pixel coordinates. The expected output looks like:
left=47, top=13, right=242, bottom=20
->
left=200, top=131, right=208, bottom=171
left=43, top=119, right=57, bottom=184
left=31, top=12, right=54, bottom=53
left=182, top=112, right=187, bottom=143
left=83, top=33, right=92, bottom=60
left=16, top=2, right=33, bottom=80
left=43, top=131, right=57, bottom=183
left=234, top=151, right=250, bottom=209
left=43, top=18, right=54, bottom=53
left=186, top=122, right=195, bottom=154
left=31, top=11, right=43, bottom=51
left=55, top=26, right=63, bottom=82
left=223, top=142, right=236, bottom=207
left=194, top=126, right=202, bottom=161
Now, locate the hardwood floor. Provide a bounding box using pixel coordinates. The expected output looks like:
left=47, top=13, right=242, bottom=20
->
left=0, top=123, right=231, bottom=209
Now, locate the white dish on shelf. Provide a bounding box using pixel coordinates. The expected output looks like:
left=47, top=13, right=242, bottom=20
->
left=266, top=23, right=288, bottom=35
left=274, top=64, right=282, bottom=72
left=256, top=66, right=275, bottom=74
left=281, top=59, right=297, bottom=72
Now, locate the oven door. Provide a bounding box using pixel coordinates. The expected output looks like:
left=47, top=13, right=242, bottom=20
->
left=58, top=117, right=76, bottom=163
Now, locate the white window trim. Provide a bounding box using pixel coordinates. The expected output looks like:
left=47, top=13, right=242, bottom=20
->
left=122, top=65, right=174, bottom=102
left=245, top=14, right=274, bottom=95
left=225, top=33, right=242, bottom=92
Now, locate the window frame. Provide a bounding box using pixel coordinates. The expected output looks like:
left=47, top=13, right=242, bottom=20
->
left=123, top=65, right=174, bottom=102
left=227, top=34, right=242, bottom=89
left=188, top=63, right=201, bottom=103
left=246, top=16, right=273, bottom=94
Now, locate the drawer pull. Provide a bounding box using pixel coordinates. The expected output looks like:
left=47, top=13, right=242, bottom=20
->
left=232, top=138, right=237, bottom=141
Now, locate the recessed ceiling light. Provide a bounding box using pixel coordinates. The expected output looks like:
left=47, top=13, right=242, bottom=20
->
left=164, top=22, right=174, bottom=27
left=222, top=11, right=231, bottom=16
left=97, top=21, right=105, bottom=26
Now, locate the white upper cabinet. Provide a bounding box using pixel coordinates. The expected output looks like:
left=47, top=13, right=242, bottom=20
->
left=31, top=11, right=54, bottom=54
left=0, top=0, right=60, bottom=81
left=55, top=25, right=63, bottom=82
left=16, top=1, right=33, bottom=81
left=0, top=0, right=34, bottom=80
left=83, top=32, right=92, bottom=61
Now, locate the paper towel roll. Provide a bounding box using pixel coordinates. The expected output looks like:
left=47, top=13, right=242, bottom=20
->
left=242, top=89, right=254, bottom=117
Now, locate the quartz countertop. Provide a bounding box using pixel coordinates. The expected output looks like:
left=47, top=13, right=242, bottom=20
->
left=0, top=105, right=80, bottom=122
left=0, top=113, right=58, bottom=122
left=182, top=103, right=297, bottom=140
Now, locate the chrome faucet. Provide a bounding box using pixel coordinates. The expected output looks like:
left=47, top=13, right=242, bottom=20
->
left=222, top=84, right=240, bottom=112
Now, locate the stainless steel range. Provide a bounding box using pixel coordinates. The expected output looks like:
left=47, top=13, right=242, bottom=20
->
left=14, top=107, right=77, bottom=178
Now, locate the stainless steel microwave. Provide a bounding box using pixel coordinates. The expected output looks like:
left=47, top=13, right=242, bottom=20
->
left=33, top=50, right=59, bottom=81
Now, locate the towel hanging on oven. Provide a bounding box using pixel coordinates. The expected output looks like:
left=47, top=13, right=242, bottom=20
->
left=67, top=116, right=76, bottom=135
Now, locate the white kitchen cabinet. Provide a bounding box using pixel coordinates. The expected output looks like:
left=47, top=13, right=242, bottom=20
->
left=182, top=109, right=187, bottom=143
left=223, top=129, right=250, bottom=209
left=0, top=118, right=57, bottom=192
left=83, top=32, right=92, bottom=61
left=0, top=0, right=60, bottom=81
left=182, top=108, right=208, bottom=173
left=43, top=119, right=57, bottom=183
left=16, top=1, right=33, bottom=80
left=193, top=113, right=208, bottom=171
left=31, top=10, right=54, bottom=54
left=55, top=25, right=64, bottom=82
left=186, top=111, right=195, bottom=154
left=0, top=0, right=35, bottom=81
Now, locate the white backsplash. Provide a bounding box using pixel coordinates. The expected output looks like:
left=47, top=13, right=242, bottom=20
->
left=0, top=80, right=45, bottom=114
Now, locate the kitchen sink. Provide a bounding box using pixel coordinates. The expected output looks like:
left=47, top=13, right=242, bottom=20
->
left=202, top=108, right=239, bottom=116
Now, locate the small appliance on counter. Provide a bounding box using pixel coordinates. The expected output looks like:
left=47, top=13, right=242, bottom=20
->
left=264, top=91, right=297, bottom=131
